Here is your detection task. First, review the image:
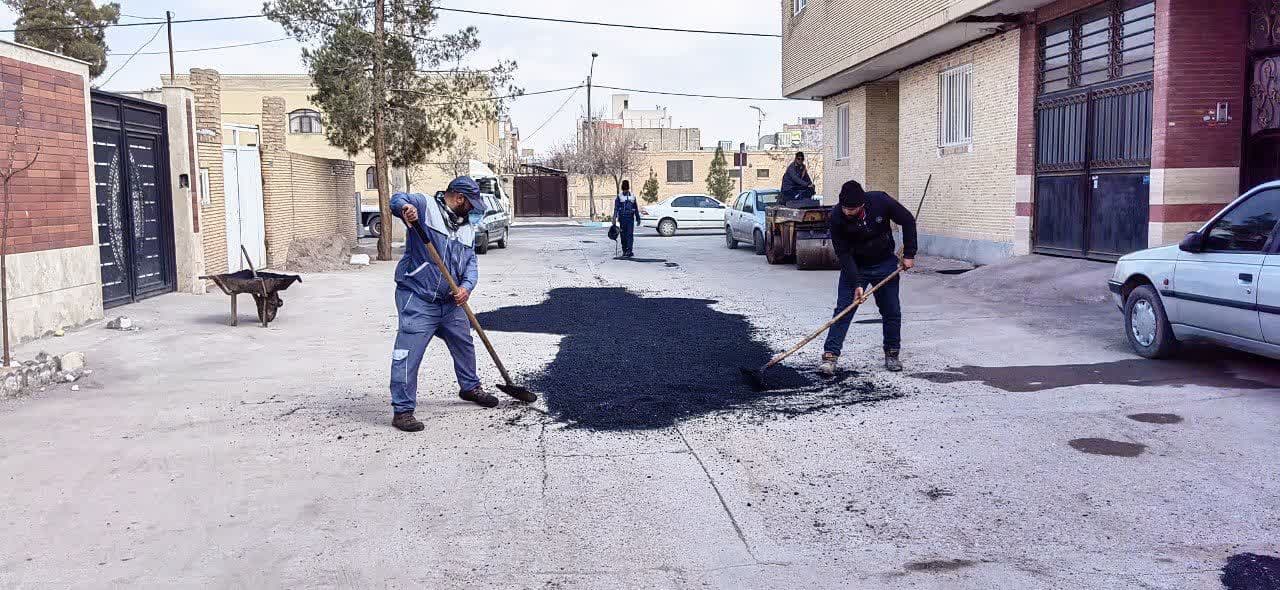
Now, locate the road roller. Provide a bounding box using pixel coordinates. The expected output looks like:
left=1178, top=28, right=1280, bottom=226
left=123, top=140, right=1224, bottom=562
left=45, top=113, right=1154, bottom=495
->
left=763, top=199, right=840, bottom=270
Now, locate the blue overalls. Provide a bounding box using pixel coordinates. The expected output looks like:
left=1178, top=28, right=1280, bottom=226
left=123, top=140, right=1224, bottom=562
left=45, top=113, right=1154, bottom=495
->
left=388, top=192, right=480, bottom=414
left=614, top=194, right=642, bottom=256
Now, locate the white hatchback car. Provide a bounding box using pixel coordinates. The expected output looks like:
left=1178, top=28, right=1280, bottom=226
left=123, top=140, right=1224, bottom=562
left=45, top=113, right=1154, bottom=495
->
left=640, top=194, right=727, bottom=236
left=1109, top=181, right=1280, bottom=359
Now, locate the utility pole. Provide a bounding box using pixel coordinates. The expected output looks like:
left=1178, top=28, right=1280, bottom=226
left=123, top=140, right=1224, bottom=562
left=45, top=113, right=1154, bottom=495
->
left=749, top=105, right=766, bottom=149
left=586, top=52, right=598, bottom=220
left=372, top=0, right=392, bottom=260
left=165, top=11, right=175, bottom=81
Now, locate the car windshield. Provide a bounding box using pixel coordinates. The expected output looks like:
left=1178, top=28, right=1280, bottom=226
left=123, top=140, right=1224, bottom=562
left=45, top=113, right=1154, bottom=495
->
left=757, top=191, right=781, bottom=207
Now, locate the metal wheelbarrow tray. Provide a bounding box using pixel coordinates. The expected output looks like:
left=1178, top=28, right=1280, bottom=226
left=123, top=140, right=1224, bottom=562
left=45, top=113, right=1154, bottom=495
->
left=201, top=269, right=302, bottom=327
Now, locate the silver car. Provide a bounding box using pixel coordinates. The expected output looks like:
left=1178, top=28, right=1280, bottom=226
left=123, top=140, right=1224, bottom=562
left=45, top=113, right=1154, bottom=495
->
left=724, top=189, right=784, bottom=255
left=1109, top=181, right=1280, bottom=359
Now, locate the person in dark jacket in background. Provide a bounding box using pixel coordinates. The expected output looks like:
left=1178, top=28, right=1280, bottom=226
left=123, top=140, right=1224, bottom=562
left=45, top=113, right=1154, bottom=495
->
left=613, top=180, right=642, bottom=258
left=781, top=151, right=816, bottom=202
left=821, top=180, right=917, bottom=374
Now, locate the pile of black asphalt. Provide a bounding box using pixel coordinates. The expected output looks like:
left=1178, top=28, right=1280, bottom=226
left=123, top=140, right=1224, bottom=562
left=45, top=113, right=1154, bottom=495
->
left=477, top=287, right=900, bottom=431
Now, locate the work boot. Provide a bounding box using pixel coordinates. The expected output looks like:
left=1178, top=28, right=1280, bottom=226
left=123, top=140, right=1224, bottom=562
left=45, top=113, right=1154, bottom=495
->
left=884, top=349, right=903, bottom=372
left=819, top=352, right=839, bottom=376
left=459, top=386, right=499, bottom=408
left=392, top=411, right=424, bottom=432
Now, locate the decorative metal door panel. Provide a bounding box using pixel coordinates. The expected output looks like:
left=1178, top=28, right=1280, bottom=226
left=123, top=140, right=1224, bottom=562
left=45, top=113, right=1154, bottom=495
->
left=1245, top=0, right=1280, bottom=190
left=91, top=91, right=175, bottom=308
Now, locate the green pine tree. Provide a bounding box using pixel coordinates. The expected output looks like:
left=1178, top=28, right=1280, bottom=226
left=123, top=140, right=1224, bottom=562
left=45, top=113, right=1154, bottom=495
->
left=640, top=170, right=660, bottom=203
left=3, top=0, right=121, bottom=79
left=706, top=146, right=732, bottom=202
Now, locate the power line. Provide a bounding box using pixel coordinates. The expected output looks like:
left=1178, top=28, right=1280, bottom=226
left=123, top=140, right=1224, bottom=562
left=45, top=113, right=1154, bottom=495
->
left=391, top=84, right=583, bottom=103
left=97, top=24, right=165, bottom=88
left=594, top=84, right=804, bottom=102
left=1, top=13, right=263, bottom=33
left=432, top=6, right=781, bottom=38
left=108, top=37, right=292, bottom=56
left=522, top=84, right=583, bottom=142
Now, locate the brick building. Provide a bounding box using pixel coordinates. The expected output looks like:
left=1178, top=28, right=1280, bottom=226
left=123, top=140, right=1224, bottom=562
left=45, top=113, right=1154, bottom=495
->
left=783, top=0, right=1260, bottom=263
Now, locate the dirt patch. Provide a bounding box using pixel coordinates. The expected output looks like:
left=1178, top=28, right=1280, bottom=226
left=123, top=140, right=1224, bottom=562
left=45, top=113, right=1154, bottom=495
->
left=904, top=559, right=976, bottom=573
left=1221, top=553, right=1280, bottom=590
left=1127, top=412, right=1184, bottom=424
left=1068, top=438, right=1146, bottom=457
left=941, top=255, right=1114, bottom=306
left=282, top=234, right=357, bottom=273
left=477, top=287, right=901, bottom=431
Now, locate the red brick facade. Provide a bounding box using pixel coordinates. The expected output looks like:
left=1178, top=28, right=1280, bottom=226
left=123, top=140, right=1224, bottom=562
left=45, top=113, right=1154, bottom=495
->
left=0, top=56, right=92, bottom=255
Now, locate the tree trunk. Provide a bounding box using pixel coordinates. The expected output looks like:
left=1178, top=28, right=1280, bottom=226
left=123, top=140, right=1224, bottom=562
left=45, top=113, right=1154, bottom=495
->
left=1, top=179, right=10, bottom=367
left=373, top=0, right=393, bottom=261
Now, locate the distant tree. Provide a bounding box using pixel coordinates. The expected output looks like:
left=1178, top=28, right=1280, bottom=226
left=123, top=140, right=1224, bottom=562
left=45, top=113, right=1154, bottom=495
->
left=597, top=130, right=640, bottom=197
left=435, top=136, right=476, bottom=179
left=264, top=0, right=518, bottom=260
left=640, top=169, right=659, bottom=204
left=706, top=146, right=733, bottom=202
left=3, top=0, right=120, bottom=78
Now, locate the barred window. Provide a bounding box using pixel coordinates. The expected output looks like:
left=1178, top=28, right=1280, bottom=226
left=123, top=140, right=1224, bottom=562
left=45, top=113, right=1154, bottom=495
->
left=793, top=0, right=806, bottom=15
left=666, top=160, right=693, bottom=183
left=1039, top=0, right=1155, bottom=95
left=939, top=65, right=972, bottom=147
left=836, top=103, right=850, bottom=160
left=289, top=109, right=322, bottom=134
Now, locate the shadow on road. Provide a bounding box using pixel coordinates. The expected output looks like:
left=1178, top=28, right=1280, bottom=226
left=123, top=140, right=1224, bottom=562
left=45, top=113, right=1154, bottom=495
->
left=477, top=287, right=898, bottom=430
left=909, top=355, right=1277, bottom=393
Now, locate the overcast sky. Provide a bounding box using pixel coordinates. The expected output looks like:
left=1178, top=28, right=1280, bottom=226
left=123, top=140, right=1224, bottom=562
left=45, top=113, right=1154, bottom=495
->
left=1, top=0, right=821, bottom=152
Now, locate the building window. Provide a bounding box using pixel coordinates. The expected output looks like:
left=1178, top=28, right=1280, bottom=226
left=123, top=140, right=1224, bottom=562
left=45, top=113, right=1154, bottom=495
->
left=729, top=168, right=741, bottom=178
left=793, top=0, right=806, bottom=15
left=939, top=65, right=973, bottom=147
left=836, top=103, right=850, bottom=160
left=198, top=168, right=210, bottom=207
left=757, top=168, right=770, bottom=178
left=289, top=109, right=323, bottom=134
left=1039, top=0, right=1155, bottom=95
left=366, top=166, right=377, bottom=190
left=666, top=160, right=693, bottom=183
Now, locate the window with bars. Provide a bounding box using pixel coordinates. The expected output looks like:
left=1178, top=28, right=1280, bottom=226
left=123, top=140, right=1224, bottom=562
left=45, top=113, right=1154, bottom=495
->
left=666, top=160, right=693, bottom=183
left=836, top=103, right=850, bottom=160
left=1040, top=0, right=1155, bottom=95
left=794, top=0, right=806, bottom=15
left=289, top=109, right=323, bottom=134
left=939, top=65, right=973, bottom=147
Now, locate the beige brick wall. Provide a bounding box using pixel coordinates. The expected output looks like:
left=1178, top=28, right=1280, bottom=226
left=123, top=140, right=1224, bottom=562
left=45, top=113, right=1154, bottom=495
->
left=781, top=0, right=990, bottom=96
left=822, top=82, right=897, bottom=200
left=190, top=68, right=228, bottom=275
left=260, top=96, right=356, bottom=267
left=897, top=30, right=1021, bottom=246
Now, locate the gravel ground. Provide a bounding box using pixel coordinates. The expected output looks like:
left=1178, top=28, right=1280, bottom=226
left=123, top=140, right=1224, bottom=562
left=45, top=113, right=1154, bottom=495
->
left=1, top=225, right=1278, bottom=589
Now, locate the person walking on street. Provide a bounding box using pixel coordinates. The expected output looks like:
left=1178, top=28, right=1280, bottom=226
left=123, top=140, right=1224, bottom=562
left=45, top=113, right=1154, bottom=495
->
left=388, top=176, right=496, bottom=433
left=821, top=180, right=917, bottom=374
left=781, top=151, right=816, bottom=203
left=614, top=179, right=642, bottom=258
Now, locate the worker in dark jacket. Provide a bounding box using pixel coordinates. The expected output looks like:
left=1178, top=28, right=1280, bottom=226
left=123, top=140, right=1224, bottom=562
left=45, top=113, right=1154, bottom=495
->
left=613, top=179, right=642, bottom=258
left=780, top=151, right=816, bottom=202
left=821, top=180, right=917, bottom=374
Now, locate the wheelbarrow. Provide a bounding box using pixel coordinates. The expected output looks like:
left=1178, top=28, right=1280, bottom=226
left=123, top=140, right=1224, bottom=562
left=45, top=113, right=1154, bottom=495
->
left=201, top=246, right=301, bottom=327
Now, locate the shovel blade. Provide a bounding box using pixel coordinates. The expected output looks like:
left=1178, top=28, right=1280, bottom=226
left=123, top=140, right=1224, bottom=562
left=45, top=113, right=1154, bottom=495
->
left=497, top=383, right=538, bottom=403
left=740, top=367, right=770, bottom=392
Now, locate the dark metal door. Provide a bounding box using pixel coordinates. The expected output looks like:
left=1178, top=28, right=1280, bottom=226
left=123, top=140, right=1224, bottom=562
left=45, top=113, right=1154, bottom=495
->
left=91, top=91, right=176, bottom=308
left=1033, top=0, right=1154, bottom=260
left=1245, top=0, right=1280, bottom=190
left=514, top=175, right=568, bottom=217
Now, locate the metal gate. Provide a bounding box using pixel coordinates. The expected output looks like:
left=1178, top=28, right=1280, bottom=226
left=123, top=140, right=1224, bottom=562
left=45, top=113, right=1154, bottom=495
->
left=1033, top=0, right=1155, bottom=260
left=1245, top=0, right=1280, bottom=190
left=91, top=91, right=176, bottom=308
left=514, top=174, right=568, bottom=217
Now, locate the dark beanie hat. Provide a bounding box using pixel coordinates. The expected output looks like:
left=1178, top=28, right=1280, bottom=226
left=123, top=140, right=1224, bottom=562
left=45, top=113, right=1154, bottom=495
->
left=621, top=179, right=631, bottom=192
left=839, top=180, right=867, bottom=208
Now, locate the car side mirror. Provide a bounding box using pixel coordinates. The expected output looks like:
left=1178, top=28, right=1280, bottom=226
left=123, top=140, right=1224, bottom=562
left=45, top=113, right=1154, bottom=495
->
left=1178, top=231, right=1204, bottom=253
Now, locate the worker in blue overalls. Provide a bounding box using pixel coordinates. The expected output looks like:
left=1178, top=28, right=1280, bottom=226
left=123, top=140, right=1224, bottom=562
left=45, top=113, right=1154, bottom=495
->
left=388, top=176, right=496, bottom=433
left=613, top=179, right=642, bottom=258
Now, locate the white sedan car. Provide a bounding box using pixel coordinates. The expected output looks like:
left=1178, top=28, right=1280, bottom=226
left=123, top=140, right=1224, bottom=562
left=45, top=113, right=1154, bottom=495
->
left=640, top=194, right=727, bottom=237
left=1109, top=181, right=1279, bottom=359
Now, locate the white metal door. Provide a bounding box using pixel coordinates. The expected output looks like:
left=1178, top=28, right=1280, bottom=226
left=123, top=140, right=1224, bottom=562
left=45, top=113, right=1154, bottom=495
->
left=222, top=146, right=266, bottom=270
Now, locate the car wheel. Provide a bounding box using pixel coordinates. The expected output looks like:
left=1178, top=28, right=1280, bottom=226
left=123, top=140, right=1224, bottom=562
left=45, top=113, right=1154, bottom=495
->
left=725, top=226, right=738, bottom=249
left=497, top=228, right=508, bottom=248
left=368, top=215, right=383, bottom=238
left=476, top=232, right=489, bottom=255
left=658, top=218, right=677, bottom=237
left=1124, top=285, right=1177, bottom=359
left=753, top=229, right=766, bottom=255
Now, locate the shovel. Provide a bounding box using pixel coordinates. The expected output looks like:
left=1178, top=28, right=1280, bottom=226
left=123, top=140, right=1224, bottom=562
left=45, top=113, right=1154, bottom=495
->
left=404, top=218, right=537, bottom=403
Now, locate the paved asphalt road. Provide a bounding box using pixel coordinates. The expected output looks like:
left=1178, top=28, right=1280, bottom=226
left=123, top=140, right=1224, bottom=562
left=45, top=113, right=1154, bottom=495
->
left=2, top=226, right=1277, bottom=589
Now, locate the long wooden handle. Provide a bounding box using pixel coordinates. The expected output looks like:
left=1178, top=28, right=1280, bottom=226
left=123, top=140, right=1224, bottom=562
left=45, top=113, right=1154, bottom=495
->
left=407, top=219, right=516, bottom=386
left=762, top=265, right=904, bottom=371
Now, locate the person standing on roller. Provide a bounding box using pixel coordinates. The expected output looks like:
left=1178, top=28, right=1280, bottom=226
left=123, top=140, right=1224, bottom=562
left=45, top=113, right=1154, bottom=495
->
left=820, top=180, right=917, bottom=375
